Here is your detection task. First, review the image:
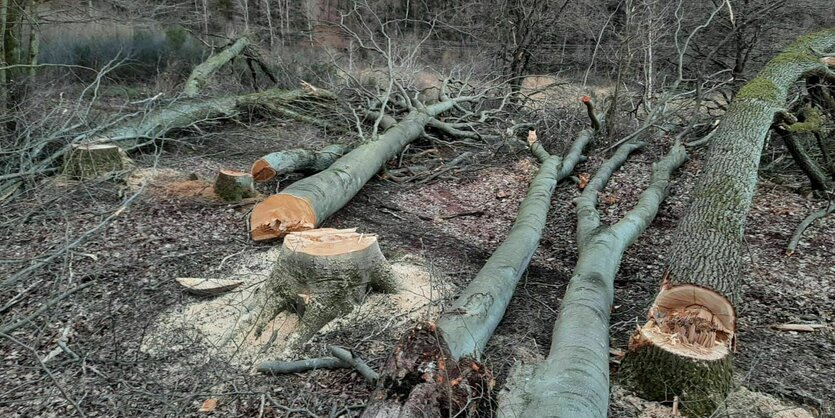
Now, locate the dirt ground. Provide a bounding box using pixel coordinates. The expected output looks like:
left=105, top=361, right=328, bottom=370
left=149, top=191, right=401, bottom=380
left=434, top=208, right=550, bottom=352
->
left=1, top=116, right=833, bottom=417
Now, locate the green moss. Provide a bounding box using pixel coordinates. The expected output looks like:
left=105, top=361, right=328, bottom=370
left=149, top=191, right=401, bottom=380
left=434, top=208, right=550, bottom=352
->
left=768, top=49, right=817, bottom=66
left=787, top=107, right=823, bottom=134
left=736, top=77, right=780, bottom=103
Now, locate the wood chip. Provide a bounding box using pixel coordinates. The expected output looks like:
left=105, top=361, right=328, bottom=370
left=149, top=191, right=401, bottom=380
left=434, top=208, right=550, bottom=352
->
left=198, top=398, right=218, bottom=412
left=771, top=323, right=827, bottom=332
left=176, top=278, right=244, bottom=296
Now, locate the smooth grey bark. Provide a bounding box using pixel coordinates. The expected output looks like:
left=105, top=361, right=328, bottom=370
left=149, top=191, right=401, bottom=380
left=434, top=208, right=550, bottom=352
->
left=249, top=96, right=477, bottom=240
left=497, top=142, right=688, bottom=418
left=251, top=144, right=352, bottom=182
left=361, top=100, right=605, bottom=418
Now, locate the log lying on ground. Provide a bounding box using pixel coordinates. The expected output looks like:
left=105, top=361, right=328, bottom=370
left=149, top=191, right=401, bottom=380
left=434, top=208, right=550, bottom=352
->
left=97, top=87, right=337, bottom=150
left=62, top=143, right=125, bottom=179
left=214, top=169, right=256, bottom=201
left=256, top=228, right=396, bottom=349
left=251, top=144, right=353, bottom=182
left=249, top=96, right=477, bottom=240
left=620, top=28, right=835, bottom=417
left=498, top=143, right=688, bottom=418
left=183, top=36, right=251, bottom=97
left=361, top=100, right=601, bottom=418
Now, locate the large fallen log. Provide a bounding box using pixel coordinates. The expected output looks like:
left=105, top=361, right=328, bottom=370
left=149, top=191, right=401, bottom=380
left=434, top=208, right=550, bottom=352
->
left=620, top=28, right=835, bottom=417
left=251, top=144, right=353, bottom=182
left=97, top=87, right=337, bottom=150
left=360, top=100, right=602, bottom=418
left=249, top=96, right=477, bottom=240
left=497, top=142, right=688, bottom=418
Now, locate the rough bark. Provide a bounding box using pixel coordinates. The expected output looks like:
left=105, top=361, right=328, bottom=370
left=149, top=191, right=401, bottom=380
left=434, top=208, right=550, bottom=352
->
left=622, top=28, right=835, bottom=417
left=361, top=101, right=602, bottom=418
left=257, top=228, right=396, bottom=349
left=251, top=143, right=353, bottom=182
left=183, top=36, right=251, bottom=97
left=214, top=169, right=256, bottom=201
left=776, top=106, right=831, bottom=191
left=249, top=96, right=476, bottom=241
left=62, top=143, right=125, bottom=179
left=497, top=142, right=688, bottom=418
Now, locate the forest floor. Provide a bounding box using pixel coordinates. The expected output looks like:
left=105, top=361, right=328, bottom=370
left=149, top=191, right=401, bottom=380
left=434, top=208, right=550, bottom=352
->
left=1, top=113, right=833, bottom=418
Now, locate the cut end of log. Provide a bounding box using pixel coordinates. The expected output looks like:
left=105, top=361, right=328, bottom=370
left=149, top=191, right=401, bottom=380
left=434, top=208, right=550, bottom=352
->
left=251, top=159, right=277, bottom=182
left=283, top=228, right=378, bottom=256
left=250, top=194, right=317, bottom=240
left=822, top=56, right=835, bottom=67
left=580, top=95, right=592, bottom=103
left=629, top=284, right=736, bottom=361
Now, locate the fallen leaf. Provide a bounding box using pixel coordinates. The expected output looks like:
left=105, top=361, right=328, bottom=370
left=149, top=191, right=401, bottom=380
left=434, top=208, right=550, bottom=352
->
left=198, top=398, right=218, bottom=412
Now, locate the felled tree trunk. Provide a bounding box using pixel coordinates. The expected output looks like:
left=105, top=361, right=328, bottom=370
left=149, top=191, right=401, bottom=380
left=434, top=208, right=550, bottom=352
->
left=98, top=87, right=336, bottom=150
left=261, top=228, right=396, bottom=348
left=183, top=36, right=251, bottom=97
left=498, top=142, right=688, bottom=418
left=63, top=143, right=124, bottom=179
left=251, top=144, right=353, bottom=182
left=249, top=96, right=476, bottom=241
left=361, top=100, right=601, bottom=418
left=621, top=29, right=835, bottom=417
left=214, top=169, right=256, bottom=201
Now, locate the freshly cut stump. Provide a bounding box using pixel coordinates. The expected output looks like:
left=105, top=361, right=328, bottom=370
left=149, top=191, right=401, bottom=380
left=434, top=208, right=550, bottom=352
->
left=63, top=143, right=124, bottom=179
left=250, top=194, right=317, bottom=240
left=620, top=284, right=736, bottom=417
left=262, top=228, right=396, bottom=348
left=214, top=170, right=256, bottom=201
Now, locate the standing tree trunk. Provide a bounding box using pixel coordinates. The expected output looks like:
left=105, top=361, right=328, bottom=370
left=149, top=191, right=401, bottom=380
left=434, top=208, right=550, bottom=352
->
left=361, top=100, right=602, bottom=418
left=620, top=28, right=835, bottom=417
left=249, top=96, right=477, bottom=241
left=497, top=142, right=688, bottom=418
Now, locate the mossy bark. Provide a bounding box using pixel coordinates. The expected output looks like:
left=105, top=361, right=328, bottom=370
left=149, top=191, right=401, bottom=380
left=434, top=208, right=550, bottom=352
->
left=619, top=344, right=733, bottom=417
left=214, top=170, right=256, bottom=201
left=623, top=28, right=835, bottom=417
left=63, top=144, right=124, bottom=179
left=182, top=36, right=250, bottom=97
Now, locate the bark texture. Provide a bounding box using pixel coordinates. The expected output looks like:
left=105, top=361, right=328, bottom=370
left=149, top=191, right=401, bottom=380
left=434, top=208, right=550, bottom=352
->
left=62, top=143, right=124, bottom=179
left=251, top=144, right=352, bottom=182
left=249, top=97, right=475, bottom=240
left=259, top=228, right=395, bottom=349
left=214, top=170, right=256, bottom=201
left=363, top=102, right=601, bottom=417
left=183, top=36, right=251, bottom=97
left=497, top=143, right=688, bottom=418
left=623, top=28, right=835, bottom=417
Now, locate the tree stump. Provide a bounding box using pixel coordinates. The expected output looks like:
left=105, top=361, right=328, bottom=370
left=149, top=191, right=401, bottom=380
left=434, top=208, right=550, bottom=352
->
left=214, top=170, right=256, bottom=201
left=264, top=228, right=396, bottom=347
left=63, top=143, right=124, bottom=179
left=620, top=284, right=736, bottom=416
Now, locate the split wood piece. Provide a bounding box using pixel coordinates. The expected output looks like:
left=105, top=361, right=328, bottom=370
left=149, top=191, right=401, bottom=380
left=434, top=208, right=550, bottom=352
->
left=622, top=28, right=835, bottom=418
left=362, top=100, right=602, bottom=418
left=258, top=228, right=396, bottom=349
left=497, top=142, right=688, bottom=418
left=248, top=96, right=479, bottom=241
left=214, top=170, right=256, bottom=201
left=771, top=323, right=827, bottom=332
left=175, top=277, right=244, bottom=296
left=63, top=143, right=124, bottom=179
left=183, top=36, right=251, bottom=97
left=251, top=144, right=353, bottom=182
